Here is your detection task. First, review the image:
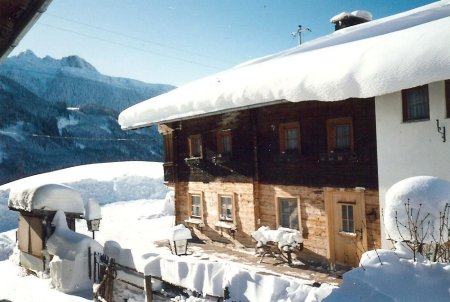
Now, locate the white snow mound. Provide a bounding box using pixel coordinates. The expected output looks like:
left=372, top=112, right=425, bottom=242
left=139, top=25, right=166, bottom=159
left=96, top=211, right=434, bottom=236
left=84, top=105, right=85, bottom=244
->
left=47, top=210, right=103, bottom=293
left=384, top=176, right=450, bottom=243
left=326, top=243, right=450, bottom=301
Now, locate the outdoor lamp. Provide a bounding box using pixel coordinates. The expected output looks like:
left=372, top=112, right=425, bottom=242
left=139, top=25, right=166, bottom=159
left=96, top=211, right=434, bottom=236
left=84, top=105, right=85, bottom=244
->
left=87, top=218, right=101, bottom=232
left=168, top=225, right=192, bottom=256
left=85, top=198, right=102, bottom=239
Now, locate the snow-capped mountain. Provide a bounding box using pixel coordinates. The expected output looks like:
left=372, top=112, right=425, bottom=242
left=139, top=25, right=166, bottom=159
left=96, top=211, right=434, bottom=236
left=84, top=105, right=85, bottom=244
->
left=0, top=50, right=175, bottom=111
left=0, top=51, right=173, bottom=185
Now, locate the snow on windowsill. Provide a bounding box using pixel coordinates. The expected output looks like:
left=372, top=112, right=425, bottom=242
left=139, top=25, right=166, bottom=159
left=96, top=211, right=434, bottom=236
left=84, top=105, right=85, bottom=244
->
left=184, top=218, right=205, bottom=228
left=214, top=221, right=237, bottom=230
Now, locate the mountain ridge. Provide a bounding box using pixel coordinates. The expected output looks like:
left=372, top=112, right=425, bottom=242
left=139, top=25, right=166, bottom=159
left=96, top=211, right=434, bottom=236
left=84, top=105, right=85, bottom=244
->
left=0, top=51, right=175, bottom=110
left=0, top=50, right=171, bottom=185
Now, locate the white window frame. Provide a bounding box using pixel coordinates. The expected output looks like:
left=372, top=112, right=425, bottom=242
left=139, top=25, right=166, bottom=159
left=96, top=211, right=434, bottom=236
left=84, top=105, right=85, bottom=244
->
left=275, top=196, right=301, bottom=231
left=218, top=194, right=235, bottom=222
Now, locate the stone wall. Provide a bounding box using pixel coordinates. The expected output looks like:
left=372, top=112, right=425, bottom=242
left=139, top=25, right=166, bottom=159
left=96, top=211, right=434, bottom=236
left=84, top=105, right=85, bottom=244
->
left=175, top=181, right=256, bottom=247
left=175, top=181, right=381, bottom=263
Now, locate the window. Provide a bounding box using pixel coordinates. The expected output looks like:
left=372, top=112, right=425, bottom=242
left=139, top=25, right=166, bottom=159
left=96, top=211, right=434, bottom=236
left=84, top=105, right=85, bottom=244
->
left=188, top=134, right=202, bottom=158
left=341, top=204, right=355, bottom=233
left=278, top=198, right=300, bottom=230
left=217, top=130, right=232, bottom=155
left=327, top=117, right=353, bottom=153
left=219, top=195, right=233, bottom=221
left=190, top=194, right=202, bottom=218
left=402, top=85, right=430, bottom=122
left=446, top=80, right=450, bottom=118
left=279, top=122, right=300, bottom=153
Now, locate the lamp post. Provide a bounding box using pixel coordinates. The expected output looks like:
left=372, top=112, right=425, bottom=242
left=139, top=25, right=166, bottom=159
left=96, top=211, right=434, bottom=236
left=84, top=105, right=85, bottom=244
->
left=87, top=218, right=101, bottom=239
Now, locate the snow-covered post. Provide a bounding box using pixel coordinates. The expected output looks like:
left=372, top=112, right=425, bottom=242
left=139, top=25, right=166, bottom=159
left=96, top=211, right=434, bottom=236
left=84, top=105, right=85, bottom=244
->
left=85, top=198, right=102, bottom=239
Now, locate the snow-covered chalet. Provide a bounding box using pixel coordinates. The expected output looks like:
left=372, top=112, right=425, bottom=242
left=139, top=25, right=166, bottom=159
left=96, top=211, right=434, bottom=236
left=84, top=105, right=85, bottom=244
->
left=119, top=1, right=450, bottom=267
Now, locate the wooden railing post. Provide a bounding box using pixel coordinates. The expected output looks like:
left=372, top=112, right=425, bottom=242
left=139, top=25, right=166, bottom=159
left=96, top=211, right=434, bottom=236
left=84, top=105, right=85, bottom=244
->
left=88, top=247, right=92, bottom=280
left=145, top=275, right=153, bottom=302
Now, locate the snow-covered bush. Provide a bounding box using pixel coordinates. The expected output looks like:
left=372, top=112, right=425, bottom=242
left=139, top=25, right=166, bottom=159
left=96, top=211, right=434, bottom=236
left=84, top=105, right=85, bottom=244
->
left=384, top=176, right=450, bottom=261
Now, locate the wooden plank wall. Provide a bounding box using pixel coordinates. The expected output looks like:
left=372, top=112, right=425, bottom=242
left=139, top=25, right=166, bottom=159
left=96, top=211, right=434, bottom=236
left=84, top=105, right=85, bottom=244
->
left=256, top=99, right=378, bottom=188
left=167, top=111, right=255, bottom=184
left=166, top=98, right=380, bottom=258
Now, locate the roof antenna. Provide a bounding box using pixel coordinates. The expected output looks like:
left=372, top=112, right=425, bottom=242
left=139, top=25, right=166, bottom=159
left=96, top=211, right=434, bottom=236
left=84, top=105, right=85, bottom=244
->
left=291, top=25, right=311, bottom=45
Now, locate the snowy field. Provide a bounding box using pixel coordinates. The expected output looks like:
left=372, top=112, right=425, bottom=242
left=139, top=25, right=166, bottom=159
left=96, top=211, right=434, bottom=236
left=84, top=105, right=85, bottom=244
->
left=0, top=162, right=449, bottom=301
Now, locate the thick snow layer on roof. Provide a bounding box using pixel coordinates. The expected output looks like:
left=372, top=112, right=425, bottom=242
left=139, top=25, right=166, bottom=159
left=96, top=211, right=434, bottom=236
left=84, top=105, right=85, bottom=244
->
left=8, top=183, right=84, bottom=213
left=384, top=176, right=450, bottom=243
left=119, top=1, right=450, bottom=129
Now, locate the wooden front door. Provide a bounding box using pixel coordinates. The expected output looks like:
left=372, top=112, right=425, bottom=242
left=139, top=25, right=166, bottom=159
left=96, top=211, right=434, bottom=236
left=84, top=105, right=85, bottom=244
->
left=326, top=190, right=367, bottom=267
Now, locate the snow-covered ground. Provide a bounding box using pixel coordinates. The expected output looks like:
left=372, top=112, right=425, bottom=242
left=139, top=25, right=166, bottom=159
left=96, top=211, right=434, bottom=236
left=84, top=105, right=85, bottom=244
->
left=0, top=161, right=168, bottom=232
left=0, top=162, right=449, bottom=301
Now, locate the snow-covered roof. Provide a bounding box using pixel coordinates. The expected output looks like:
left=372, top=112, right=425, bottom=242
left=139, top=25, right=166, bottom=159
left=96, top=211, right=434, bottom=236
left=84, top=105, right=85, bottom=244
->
left=8, top=183, right=84, bottom=214
left=119, top=1, right=450, bottom=130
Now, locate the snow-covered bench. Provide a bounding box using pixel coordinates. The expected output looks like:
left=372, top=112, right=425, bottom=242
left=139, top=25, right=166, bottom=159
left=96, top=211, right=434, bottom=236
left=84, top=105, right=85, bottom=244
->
left=251, top=226, right=304, bottom=265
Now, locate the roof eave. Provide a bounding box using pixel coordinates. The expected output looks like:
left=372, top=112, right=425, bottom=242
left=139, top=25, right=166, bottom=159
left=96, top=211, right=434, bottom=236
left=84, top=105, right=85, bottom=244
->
left=0, top=0, right=53, bottom=62
left=120, top=99, right=289, bottom=130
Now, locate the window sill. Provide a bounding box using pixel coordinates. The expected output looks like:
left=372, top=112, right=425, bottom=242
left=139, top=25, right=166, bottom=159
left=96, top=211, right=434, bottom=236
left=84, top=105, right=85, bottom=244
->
left=184, top=157, right=203, bottom=167
left=185, top=157, right=202, bottom=161
left=319, top=153, right=356, bottom=162
left=338, top=231, right=357, bottom=238
left=215, top=221, right=237, bottom=231
left=274, top=152, right=300, bottom=162
left=402, top=118, right=430, bottom=124
left=184, top=218, right=205, bottom=228
left=212, top=154, right=232, bottom=164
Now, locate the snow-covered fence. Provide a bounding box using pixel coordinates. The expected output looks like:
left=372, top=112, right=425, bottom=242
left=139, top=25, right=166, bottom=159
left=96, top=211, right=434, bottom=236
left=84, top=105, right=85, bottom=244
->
left=94, top=248, right=227, bottom=301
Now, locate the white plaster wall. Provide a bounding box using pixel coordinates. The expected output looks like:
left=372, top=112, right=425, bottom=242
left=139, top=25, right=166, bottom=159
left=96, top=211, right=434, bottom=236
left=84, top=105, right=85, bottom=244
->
left=375, top=80, right=448, bottom=247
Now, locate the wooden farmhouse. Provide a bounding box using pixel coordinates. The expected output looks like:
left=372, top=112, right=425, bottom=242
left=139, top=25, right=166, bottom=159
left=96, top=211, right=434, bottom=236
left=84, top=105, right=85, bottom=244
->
left=159, top=98, right=378, bottom=267
left=119, top=1, right=450, bottom=267
left=8, top=183, right=84, bottom=272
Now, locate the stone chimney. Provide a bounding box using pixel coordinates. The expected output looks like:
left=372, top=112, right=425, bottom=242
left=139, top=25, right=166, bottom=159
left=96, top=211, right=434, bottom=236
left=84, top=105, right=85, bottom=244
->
left=330, top=10, right=372, bottom=31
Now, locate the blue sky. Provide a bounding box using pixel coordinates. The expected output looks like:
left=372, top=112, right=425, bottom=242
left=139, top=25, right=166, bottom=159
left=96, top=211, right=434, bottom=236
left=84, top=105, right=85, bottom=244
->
left=10, top=0, right=436, bottom=86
